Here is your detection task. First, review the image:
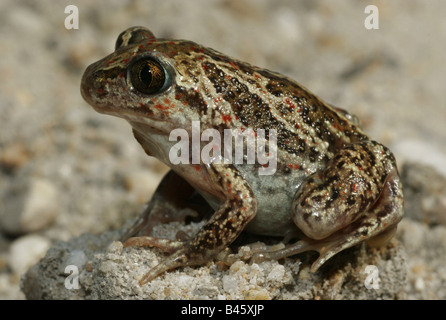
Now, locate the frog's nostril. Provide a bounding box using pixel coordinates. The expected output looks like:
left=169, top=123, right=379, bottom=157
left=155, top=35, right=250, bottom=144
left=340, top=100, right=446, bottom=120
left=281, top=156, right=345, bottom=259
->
left=81, top=66, right=109, bottom=100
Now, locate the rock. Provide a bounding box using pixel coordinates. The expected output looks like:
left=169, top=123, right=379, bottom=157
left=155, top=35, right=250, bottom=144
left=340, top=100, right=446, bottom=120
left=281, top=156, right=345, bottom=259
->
left=397, top=218, right=446, bottom=299
left=21, top=232, right=116, bottom=300
left=0, top=177, right=59, bottom=235
left=8, top=234, right=51, bottom=276
left=21, top=219, right=408, bottom=300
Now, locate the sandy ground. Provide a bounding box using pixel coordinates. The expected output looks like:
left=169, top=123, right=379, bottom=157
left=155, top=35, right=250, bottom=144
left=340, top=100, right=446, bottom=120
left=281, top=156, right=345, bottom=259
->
left=1, top=0, right=445, bottom=300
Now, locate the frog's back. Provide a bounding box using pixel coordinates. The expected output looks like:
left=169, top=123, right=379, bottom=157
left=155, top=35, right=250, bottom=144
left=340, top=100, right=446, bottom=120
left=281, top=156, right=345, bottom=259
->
left=167, top=41, right=368, bottom=163
left=173, top=44, right=372, bottom=236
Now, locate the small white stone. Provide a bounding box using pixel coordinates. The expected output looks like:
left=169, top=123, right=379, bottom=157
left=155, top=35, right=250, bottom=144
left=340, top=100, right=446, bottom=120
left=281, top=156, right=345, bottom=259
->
left=0, top=178, right=58, bottom=235
left=106, top=241, right=123, bottom=255
left=8, top=234, right=51, bottom=276
left=414, top=277, right=425, bottom=292
left=229, top=260, right=248, bottom=273
left=267, top=264, right=285, bottom=282
left=222, top=275, right=238, bottom=293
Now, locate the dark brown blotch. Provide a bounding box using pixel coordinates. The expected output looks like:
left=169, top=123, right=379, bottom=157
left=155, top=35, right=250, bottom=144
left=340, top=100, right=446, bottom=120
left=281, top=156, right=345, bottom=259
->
left=175, top=86, right=208, bottom=114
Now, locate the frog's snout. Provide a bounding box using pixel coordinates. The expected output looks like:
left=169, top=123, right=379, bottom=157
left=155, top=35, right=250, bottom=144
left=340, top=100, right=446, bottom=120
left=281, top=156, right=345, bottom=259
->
left=80, top=63, right=96, bottom=104
left=81, top=61, right=117, bottom=110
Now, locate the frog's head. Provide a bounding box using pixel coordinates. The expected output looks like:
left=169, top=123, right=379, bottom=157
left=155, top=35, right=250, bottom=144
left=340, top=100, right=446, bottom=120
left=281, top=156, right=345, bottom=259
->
left=81, top=26, right=235, bottom=135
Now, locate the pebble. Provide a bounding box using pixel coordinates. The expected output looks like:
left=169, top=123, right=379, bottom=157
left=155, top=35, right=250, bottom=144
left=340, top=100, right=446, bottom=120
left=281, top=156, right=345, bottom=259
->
left=0, top=143, right=29, bottom=172
left=8, top=234, right=51, bottom=276
left=267, top=264, right=286, bottom=282
left=106, top=241, right=123, bottom=255
left=222, top=275, right=238, bottom=293
left=244, top=288, right=270, bottom=300
left=414, top=277, right=425, bottom=292
left=0, top=177, right=58, bottom=235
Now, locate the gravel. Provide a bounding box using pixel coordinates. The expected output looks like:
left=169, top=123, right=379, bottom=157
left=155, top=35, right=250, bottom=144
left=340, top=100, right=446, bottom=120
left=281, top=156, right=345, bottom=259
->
left=21, top=223, right=409, bottom=300
left=1, top=0, right=446, bottom=300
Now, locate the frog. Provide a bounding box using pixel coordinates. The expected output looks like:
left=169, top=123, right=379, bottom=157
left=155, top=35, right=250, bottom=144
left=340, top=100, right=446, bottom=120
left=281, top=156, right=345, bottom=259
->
left=81, top=26, right=404, bottom=285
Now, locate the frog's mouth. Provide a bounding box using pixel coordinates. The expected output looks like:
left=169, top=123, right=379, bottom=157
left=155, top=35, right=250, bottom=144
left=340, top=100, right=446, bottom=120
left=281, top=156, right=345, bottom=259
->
left=82, top=89, right=171, bottom=135
left=127, top=119, right=170, bottom=136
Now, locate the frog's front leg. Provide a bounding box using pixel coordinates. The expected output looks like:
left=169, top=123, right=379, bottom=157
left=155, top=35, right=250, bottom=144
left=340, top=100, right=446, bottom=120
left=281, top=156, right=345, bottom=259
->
left=253, top=140, right=404, bottom=271
left=125, top=164, right=257, bottom=285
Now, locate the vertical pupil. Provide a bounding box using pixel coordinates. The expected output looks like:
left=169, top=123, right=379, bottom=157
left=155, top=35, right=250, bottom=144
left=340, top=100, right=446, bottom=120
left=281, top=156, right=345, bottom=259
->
left=140, top=64, right=153, bottom=85
left=130, top=58, right=167, bottom=94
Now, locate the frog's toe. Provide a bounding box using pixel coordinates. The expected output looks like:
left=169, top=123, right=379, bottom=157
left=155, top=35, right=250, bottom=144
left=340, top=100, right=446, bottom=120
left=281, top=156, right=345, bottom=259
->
left=138, top=246, right=214, bottom=285
left=123, top=236, right=183, bottom=254
left=250, top=238, right=321, bottom=265
left=248, top=236, right=348, bottom=272
left=124, top=237, right=193, bottom=285
left=139, top=250, right=190, bottom=285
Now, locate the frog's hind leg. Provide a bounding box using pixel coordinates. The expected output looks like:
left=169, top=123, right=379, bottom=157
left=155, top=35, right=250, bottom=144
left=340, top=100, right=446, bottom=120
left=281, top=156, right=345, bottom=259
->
left=252, top=164, right=404, bottom=272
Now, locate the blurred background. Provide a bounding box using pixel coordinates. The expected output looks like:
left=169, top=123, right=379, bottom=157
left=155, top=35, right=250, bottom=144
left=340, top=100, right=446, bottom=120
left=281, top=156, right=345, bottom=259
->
left=0, top=0, right=445, bottom=299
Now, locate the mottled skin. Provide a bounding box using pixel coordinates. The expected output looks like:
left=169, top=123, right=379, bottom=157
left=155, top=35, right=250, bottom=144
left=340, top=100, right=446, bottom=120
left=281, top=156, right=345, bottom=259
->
left=81, top=27, right=404, bottom=285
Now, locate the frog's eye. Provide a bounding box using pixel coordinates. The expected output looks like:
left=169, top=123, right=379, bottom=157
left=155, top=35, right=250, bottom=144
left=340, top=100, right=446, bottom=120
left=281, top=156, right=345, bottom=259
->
left=129, top=57, right=169, bottom=95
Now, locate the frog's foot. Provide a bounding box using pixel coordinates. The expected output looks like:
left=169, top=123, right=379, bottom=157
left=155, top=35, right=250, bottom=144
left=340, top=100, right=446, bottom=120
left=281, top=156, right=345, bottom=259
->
left=123, top=236, right=218, bottom=285
left=124, top=164, right=257, bottom=285
left=250, top=237, right=324, bottom=269
left=251, top=225, right=398, bottom=272
left=123, top=235, right=192, bottom=285
left=139, top=247, right=210, bottom=285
